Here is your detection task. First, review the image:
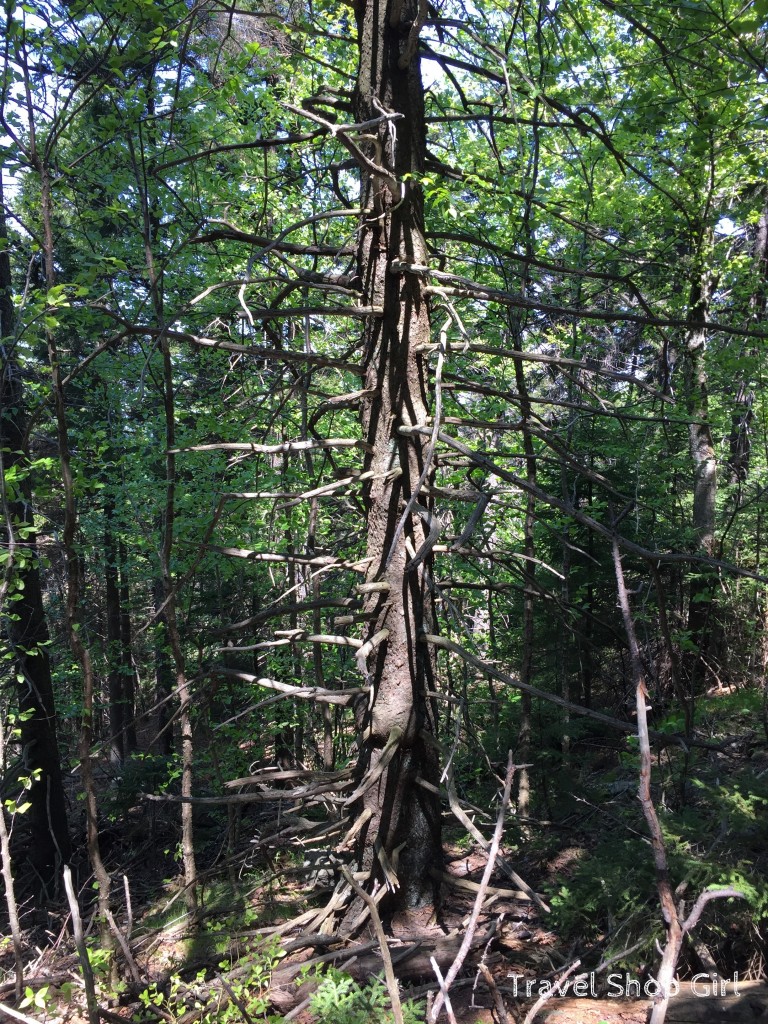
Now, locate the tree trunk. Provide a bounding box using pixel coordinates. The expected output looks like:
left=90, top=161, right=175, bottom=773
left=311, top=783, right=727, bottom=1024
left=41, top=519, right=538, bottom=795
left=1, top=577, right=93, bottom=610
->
left=352, top=0, right=442, bottom=916
left=0, top=174, right=71, bottom=891
left=39, top=159, right=112, bottom=943
left=153, top=576, right=174, bottom=757
left=513, top=346, right=535, bottom=813
left=683, top=270, right=716, bottom=694
left=105, top=501, right=125, bottom=764
left=118, top=538, right=137, bottom=752
left=685, top=277, right=717, bottom=558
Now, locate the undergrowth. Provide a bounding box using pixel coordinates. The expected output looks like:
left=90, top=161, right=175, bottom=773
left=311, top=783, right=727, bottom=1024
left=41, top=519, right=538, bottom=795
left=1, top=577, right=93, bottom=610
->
left=309, top=969, right=424, bottom=1024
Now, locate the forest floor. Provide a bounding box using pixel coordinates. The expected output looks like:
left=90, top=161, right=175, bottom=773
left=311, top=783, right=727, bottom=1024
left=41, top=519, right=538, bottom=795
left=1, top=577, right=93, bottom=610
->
left=4, top=830, right=766, bottom=1024
left=2, top=687, right=767, bottom=1024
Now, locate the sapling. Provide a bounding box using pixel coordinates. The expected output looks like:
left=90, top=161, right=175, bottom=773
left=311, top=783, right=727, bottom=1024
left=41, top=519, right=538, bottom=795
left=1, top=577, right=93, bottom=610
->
left=612, top=537, right=745, bottom=1024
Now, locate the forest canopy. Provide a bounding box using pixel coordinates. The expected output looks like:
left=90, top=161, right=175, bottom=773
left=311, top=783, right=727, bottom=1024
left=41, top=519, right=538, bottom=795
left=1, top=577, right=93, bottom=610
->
left=1, top=0, right=768, bottom=1021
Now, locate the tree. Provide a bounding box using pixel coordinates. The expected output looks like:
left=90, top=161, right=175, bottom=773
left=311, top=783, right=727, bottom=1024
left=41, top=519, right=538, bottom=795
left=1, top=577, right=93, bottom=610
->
left=1, top=0, right=767, bottom=1008
left=347, top=0, right=444, bottom=913
left=0, top=174, right=71, bottom=890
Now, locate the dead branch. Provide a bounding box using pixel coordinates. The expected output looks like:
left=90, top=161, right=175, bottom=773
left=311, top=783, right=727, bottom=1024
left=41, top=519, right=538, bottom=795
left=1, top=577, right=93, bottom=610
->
left=141, top=774, right=352, bottom=806
left=477, top=962, right=511, bottom=1024
left=429, top=752, right=515, bottom=1023
left=343, top=726, right=402, bottom=806
left=421, top=269, right=768, bottom=342
left=611, top=538, right=746, bottom=1024
left=406, top=427, right=768, bottom=585
left=63, top=865, right=99, bottom=1024
left=225, top=768, right=353, bottom=788
left=213, top=598, right=361, bottom=636
left=208, top=667, right=366, bottom=704
left=171, top=438, right=369, bottom=455
left=429, top=870, right=536, bottom=902
left=521, top=959, right=582, bottom=1024
left=0, top=1003, right=46, bottom=1024
left=340, top=867, right=405, bottom=1024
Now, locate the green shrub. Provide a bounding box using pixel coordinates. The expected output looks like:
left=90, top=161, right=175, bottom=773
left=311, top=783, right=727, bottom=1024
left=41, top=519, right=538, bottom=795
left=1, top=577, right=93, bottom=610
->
left=309, top=969, right=423, bottom=1024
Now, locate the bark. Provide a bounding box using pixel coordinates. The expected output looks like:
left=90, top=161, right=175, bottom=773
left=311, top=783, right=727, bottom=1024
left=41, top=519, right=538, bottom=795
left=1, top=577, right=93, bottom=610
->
left=684, top=273, right=716, bottom=556
left=103, top=519, right=137, bottom=760
left=727, top=380, right=753, bottom=487
left=0, top=710, right=25, bottom=998
left=146, top=175, right=197, bottom=915
left=512, top=351, right=535, bottom=813
left=105, top=501, right=125, bottom=764
left=513, top=79, right=543, bottom=812
left=613, top=541, right=683, bottom=1024
left=682, top=270, right=716, bottom=694
left=159, top=336, right=198, bottom=916
left=153, top=577, right=174, bottom=757
left=309, top=499, right=333, bottom=772
left=0, top=174, right=71, bottom=890
left=118, top=538, right=137, bottom=751
left=351, top=0, right=442, bottom=915
left=613, top=543, right=746, bottom=1023
left=128, top=76, right=197, bottom=911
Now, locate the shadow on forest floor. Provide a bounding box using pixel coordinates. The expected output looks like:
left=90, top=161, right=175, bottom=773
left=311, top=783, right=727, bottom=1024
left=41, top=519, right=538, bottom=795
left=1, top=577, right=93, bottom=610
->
left=1, top=687, right=767, bottom=1023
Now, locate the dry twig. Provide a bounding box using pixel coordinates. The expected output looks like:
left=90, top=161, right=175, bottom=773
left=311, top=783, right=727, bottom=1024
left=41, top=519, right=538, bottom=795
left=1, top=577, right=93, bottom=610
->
left=429, top=752, right=516, bottom=1022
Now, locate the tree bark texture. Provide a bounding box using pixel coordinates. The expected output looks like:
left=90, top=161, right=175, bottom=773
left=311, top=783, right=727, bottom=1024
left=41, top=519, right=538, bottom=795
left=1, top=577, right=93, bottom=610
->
left=153, top=576, right=175, bottom=756
left=352, top=0, right=443, bottom=914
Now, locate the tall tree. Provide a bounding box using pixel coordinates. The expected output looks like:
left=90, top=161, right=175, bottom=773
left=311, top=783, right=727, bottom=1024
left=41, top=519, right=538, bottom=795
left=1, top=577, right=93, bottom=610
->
left=349, top=0, right=443, bottom=912
left=3, top=4, right=768, bottom=984
left=0, top=174, right=71, bottom=890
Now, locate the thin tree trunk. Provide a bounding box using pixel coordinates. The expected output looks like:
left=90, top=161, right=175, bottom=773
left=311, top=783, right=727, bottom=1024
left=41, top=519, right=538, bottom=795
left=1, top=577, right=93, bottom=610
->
left=308, top=499, right=333, bottom=771
left=513, top=83, right=543, bottom=817
left=683, top=270, right=716, bottom=695
left=119, top=538, right=137, bottom=751
left=685, top=273, right=717, bottom=556
left=0, top=717, right=24, bottom=998
left=613, top=540, right=683, bottom=1024
left=105, top=501, right=125, bottom=764
left=127, top=85, right=198, bottom=911
left=153, top=576, right=174, bottom=757
left=159, top=336, right=198, bottom=916
left=512, top=352, right=535, bottom=814
left=115, top=101, right=198, bottom=911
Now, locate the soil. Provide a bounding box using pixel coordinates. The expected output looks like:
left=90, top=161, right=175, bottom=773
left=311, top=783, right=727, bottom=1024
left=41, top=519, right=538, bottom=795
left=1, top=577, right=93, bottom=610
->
left=2, top=692, right=767, bottom=1024
left=6, top=853, right=764, bottom=1024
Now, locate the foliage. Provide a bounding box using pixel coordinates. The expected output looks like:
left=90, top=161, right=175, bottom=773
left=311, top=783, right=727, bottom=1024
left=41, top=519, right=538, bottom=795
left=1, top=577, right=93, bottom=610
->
left=546, top=790, right=768, bottom=958
left=19, top=984, right=50, bottom=1012
left=309, top=969, right=424, bottom=1024
left=136, top=939, right=283, bottom=1023
left=1, top=0, right=767, bottom=1002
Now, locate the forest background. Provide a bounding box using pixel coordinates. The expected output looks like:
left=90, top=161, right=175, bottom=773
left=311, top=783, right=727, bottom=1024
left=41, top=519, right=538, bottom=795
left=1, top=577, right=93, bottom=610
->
left=1, top=0, right=768, bottom=1021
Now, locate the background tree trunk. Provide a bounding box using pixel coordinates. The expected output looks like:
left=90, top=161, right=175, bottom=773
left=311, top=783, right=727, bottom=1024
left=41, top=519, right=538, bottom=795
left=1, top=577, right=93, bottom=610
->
left=0, top=175, right=71, bottom=891
left=683, top=269, right=716, bottom=694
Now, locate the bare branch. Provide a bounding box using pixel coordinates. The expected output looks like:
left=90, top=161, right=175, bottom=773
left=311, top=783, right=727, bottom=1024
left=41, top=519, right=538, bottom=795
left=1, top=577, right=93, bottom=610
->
left=683, top=888, right=747, bottom=933
left=420, top=268, right=768, bottom=341
left=172, top=438, right=370, bottom=455
left=429, top=752, right=515, bottom=1023
left=207, top=666, right=366, bottom=704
